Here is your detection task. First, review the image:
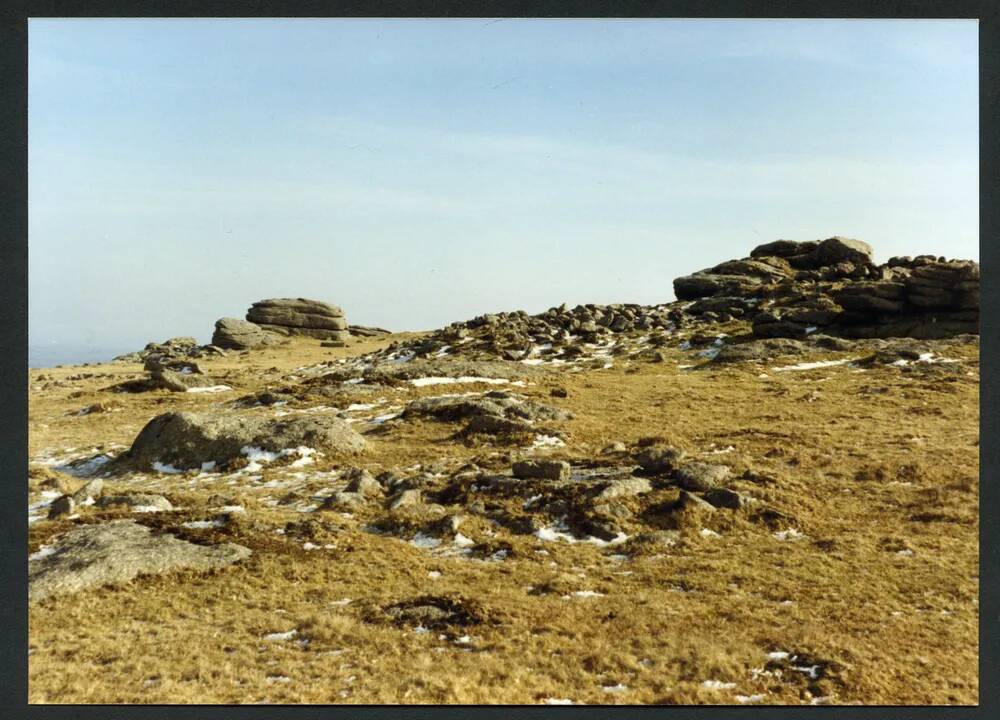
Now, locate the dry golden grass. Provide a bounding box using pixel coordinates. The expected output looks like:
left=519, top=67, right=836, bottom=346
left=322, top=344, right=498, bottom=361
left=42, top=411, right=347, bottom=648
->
left=27, top=334, right=979, bottom=705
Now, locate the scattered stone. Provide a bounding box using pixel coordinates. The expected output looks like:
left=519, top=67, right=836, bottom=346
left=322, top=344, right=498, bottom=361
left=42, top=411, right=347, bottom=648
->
left=47, top=495, right=75, bottom=519
left=702, top=488, right=751, bottom=509
left=96, top=494, right=173, bottom=512
left=511, top=460, right=570, bottom=481
left=635, top=445, right=685, bottom=474
left=675, top=462, right=732, bottom=491
left=596, top=476, right=652, bottom=501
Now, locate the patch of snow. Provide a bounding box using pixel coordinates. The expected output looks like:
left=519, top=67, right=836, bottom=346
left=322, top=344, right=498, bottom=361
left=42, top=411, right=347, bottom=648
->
left=736, top=694, right=767, bottom=704
left=530, top=434, right=565, bottom=450
left=200, top=461, right=217, bottom=472
left=181, top=519, right=225, bottom=529
left=302, top=542, right=319, bottom=551
left=601, top=683, right=628, bottom=693
left=410, top=533, right=442, bottom=549
left=453, top=533, right=475, bottom=548
left=701, top=680, right=737, bottom=690
left=29, top=545, right=57, bottom=561
left=409, top=376, right=515, bottom=387
left=544, top=698, right=574, bottom=705
left=131, top=505, right=167, bottom=513
left=700, top=528, right=720, bottom=538
left=772, top=359, right=852, bottom=372
left=151, top=461, right=183, bottom=474
left=428, top=571, right=442, bottom=579
left=767, top=651, right=790, bottom=661
left=773, top=529, right=805, bottom=541
left=569, top=590, right=604, bottom=599
left=186, top=385, right=232, bottom=393
left=263, top=629, right=298, bottom=642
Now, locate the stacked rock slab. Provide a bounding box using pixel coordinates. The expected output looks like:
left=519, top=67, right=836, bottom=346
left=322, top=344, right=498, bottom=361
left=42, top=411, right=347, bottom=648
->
left=246, top=298, right=349, bottom=341
left=671, top=237, right=978, bottom=340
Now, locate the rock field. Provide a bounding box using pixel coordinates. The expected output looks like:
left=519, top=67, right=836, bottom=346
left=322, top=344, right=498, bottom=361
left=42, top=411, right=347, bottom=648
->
left=28, top=238, right=979, bottom=705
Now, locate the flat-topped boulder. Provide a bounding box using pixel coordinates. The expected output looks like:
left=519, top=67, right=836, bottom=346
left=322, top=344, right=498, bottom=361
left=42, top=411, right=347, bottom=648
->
left=29, top=520, right=251, bottom=602
left=247, top=298, right=349, bottom=340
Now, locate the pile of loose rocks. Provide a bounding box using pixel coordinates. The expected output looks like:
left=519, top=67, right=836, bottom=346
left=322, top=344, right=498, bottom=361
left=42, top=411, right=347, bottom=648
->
left=369, top=303, right=680, bottom=364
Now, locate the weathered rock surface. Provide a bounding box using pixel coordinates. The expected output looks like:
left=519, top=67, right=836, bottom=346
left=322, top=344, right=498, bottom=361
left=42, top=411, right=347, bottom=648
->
left=212, top=317, right=274, bottom=350
left=247, top=298, right=349, bottom=341
left=29, top=520, right=251, bottom=601
left=671, top=237, right=976, bottom=341
left=119, top=411, right=364, bottom=471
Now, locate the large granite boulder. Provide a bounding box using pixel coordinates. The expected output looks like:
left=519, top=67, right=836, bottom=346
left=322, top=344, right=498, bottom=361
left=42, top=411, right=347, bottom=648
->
left=119, top=411, right=365, bottom=471
left=212, top=317, right=273, bottom=350
left=247, top=298, right=349, bottom=340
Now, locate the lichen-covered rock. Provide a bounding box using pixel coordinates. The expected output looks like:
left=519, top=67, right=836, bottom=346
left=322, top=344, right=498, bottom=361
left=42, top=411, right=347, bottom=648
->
left=29, top=520, right=250, bottom=602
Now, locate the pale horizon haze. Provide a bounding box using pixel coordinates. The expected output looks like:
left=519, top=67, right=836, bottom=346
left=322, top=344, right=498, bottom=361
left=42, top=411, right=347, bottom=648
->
left=28, top=18, right=979, bottom=366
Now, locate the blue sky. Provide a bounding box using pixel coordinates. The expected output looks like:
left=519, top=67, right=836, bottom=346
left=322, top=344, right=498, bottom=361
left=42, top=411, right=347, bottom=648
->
left=28, top=19, right=978, bottom=361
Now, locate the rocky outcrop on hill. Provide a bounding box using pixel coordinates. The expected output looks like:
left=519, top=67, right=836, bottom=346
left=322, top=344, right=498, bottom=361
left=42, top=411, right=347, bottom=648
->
left=212, top=317, right=275, bottom=350
left=674, top=237, right=978, bottom=340
left=246, top=298, right=349, bottom=341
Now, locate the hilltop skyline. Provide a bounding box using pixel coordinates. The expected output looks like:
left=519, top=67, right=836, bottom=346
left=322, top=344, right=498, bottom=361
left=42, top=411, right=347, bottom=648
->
left=29, top=18, right=978, bottom=363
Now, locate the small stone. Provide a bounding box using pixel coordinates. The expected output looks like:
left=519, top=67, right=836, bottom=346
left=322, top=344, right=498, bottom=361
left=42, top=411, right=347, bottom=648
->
left=71, top=479, right=104, bottom=503
left=48, top=495, right=75, bottom=519
left=635, top=445, right=685, bottom=474
left=344, top=468, right=383, bottom=498
left=596, top=476, right=652, bottom=501
left=675, top=462, right=732, bottom=491
left=511, top=460, right=570, bottom=481
left=389, top=489, right=422, bottom=510
left=702, top=487, right=750, bottom=509
left=601, top=442, right=627, bottom=455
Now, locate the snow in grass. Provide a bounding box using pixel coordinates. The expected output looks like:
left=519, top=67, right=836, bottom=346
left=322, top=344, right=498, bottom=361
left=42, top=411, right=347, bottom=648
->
left=410, top=533, right=442, bottom=549
left=346, top=403, right=379, bottom=412
left=428, top=571, right=442, bottom=579
left=200, top=461, right=217, bottom=472
left=530, top=434, right=565, bottom=450
left=567, top=590, right=605, bottom=599
left=265, top=675, right=291, bottom=684
left=772, top=359, right=852, bottom=372
left=736, top=694, right=767, bottom=704
left=181, top=519, right=225, bottom=529
left=543, top=698, right=574, bottom=705
left=767, top=651, right=790, bottom=661
left=601, top=683, right=628, bottom=693
left=706, top=445, right=736, bottom=455
left=329, top=598, right=352, bottom=607
left=57, top=454, right=112, bottom=477
left=29, top=545, right=57, bottom=562
left=701, top=680, right=737, bottom=690
left=453, top=533, right=475, bottom=548
left=370, top=412, right=401, bottom=424
left=263, top=629, right=298, bottom=642
left=700, top=528, right=721, bottom=538
left=219, top=505, right=245, bottom=514
left=536, top=518, right=627, bottom=547
left=773, top=529, right=805, bottom=541
left=186, top=385, right=232, bottom=393
left=409, top=376, right=524, bottom=387
left=132, top=505, right=168, bottom=513
left=152, top=461, right=183, bottom=474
